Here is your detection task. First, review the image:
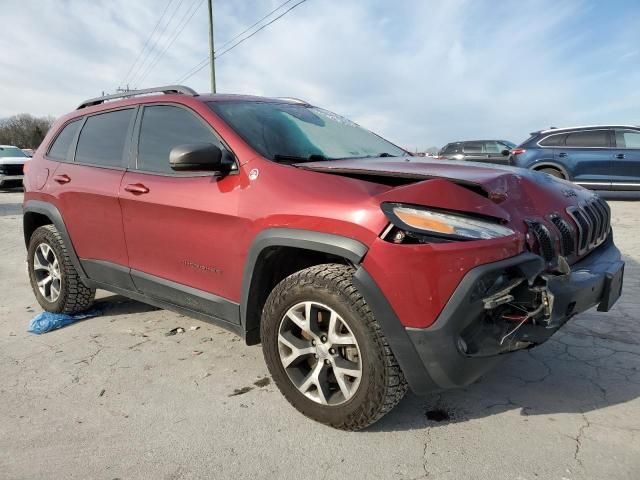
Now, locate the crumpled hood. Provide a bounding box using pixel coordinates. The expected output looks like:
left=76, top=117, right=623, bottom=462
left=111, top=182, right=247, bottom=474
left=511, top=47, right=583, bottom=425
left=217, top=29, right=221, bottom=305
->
left=296, top=157, right=591, bottom=206
left=297, top=157, right=601, bottom=263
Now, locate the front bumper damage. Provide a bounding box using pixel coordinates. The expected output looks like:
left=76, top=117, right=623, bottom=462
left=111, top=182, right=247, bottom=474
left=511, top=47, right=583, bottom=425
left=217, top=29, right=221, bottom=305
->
left=355, top=236, right=624, bottom=395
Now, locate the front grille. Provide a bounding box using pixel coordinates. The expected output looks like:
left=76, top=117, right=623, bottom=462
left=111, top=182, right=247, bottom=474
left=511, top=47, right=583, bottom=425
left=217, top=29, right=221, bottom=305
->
left=567, top=197, right=611, bottom=255
left=0, top=164, right=24, bottom=176
left=526, top=220, right=555, bottom=262
left=550, top=215, right=575, bottom=256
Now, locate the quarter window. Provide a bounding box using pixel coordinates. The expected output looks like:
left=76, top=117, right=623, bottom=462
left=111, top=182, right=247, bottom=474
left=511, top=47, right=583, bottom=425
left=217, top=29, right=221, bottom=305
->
left=614, top=130, right=640, bottom=149
left=137, top=105, right=222, bottom=173
left=75, top=109, right=134, bottom=167
left=564, top=130, right=609, bottom=148
left=539, top=134, right=566, bottom=147
left=442, top=144, right=461, bottom=154
left=47, top=119, right=81, bottom=161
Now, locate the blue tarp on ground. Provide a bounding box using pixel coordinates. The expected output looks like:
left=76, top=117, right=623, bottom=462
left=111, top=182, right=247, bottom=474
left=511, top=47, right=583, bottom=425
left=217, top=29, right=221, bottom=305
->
left=28, top=309, right=102, bottom=334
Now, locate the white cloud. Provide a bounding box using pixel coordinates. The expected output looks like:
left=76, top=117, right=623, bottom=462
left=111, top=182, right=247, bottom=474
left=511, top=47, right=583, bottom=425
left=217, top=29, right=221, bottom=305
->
left=1, top=0, right=639, bottom=149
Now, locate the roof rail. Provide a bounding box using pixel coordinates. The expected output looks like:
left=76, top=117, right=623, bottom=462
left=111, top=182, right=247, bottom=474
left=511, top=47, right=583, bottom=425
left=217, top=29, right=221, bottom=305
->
left=77, top=85, right=198, bottom=110
left=277, top=97, right=309, bottom=104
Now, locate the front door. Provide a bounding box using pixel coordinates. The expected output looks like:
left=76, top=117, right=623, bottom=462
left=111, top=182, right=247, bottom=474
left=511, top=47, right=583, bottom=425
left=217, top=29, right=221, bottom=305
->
left=558, top=129, right=612, bottom=190
left=119, top=103, right=245, bottom=323
left=611, top=129, right=640, bottom=191
left=483, top=141, right=511, bottom=165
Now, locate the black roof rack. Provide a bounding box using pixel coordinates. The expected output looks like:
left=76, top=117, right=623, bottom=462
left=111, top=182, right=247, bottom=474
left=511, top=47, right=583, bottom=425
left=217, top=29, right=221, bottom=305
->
left=77, top=85, right=198, bottom=110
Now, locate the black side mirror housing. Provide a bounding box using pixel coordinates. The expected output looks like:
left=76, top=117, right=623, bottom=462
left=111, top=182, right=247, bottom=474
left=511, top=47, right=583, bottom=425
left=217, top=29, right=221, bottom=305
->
left=501, top=149, right=511, bottom=156
left=170, top=143, right=233, bottom=174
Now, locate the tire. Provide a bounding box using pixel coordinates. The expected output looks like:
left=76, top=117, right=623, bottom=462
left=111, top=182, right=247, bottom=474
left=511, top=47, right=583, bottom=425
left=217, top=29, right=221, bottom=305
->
left=261, top=263, right=407, bottom=430
left=537, top=167, right=565, bottom=179
left=27, top=224, right=95, bottom=313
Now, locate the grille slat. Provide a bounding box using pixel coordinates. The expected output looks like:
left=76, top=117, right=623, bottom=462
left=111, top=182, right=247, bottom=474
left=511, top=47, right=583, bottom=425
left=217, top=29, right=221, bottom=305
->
left=527, top=220, right=555, bottom=262
left=550, top=215, right=575, bottom=257
left=566, top=197, right=611, bottom=255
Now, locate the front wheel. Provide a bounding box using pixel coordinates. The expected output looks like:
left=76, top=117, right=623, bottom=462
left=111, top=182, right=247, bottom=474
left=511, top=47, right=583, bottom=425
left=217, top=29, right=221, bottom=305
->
left=261, top=264, right=407, bottom=430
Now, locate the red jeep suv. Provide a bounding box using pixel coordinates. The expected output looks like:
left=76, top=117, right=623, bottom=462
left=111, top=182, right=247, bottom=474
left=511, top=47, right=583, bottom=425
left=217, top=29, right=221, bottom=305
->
left=23, top=86, right=624, bottom=430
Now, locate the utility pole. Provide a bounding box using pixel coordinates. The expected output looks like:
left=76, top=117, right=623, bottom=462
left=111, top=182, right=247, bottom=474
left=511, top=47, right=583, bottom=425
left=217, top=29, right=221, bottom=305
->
left=207, top=0, right=217, bottom=93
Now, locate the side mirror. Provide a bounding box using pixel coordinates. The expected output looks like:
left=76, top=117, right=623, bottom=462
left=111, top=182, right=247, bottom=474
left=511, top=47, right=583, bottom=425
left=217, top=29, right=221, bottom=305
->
left=501, top=149, right=511, bottom=156
left=170, top=143, right=233, bottom=173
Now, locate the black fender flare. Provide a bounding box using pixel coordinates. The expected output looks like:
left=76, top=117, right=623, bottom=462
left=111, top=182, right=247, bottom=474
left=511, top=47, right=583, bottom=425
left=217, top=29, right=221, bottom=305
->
left=23, top=200, right=88, bottom=279
left=240, top=228, right=368, bottom=341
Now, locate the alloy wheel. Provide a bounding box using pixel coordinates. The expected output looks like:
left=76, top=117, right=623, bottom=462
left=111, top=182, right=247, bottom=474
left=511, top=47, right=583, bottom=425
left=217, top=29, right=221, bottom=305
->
left=33, top=243, right=62, bottom=302
left=277, top=301, right=362, bottom=406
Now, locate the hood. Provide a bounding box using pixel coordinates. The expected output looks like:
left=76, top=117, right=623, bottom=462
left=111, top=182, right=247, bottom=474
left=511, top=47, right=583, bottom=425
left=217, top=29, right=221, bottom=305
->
left=0, top=157, right=29, bottom=165
left=297, top=157, right=606, bottom=265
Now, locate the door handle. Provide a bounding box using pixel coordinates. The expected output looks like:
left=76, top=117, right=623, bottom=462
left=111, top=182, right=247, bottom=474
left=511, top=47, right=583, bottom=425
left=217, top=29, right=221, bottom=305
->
left=53, top=174, right=71, bottom=184
left=558, top=152, right=568, bottom=158
left=124, top=183, right=150, bottom=194
left=615, top=153, right=625, bottom=159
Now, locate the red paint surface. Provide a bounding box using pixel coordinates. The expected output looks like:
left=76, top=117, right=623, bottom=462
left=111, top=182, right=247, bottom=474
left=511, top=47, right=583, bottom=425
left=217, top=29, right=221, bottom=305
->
left=25, top=93, right=600, bottom=328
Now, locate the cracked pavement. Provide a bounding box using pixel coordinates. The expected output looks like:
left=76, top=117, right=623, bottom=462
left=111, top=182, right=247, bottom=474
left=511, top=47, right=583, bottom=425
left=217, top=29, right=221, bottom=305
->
left=0, top=190, right=639, bottom=479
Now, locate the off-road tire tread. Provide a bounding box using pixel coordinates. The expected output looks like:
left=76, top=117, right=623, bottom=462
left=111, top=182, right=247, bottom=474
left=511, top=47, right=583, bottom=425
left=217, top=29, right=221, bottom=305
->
left=261, top=263, right=407, bottom=431
left=28, top=225, right=95, bottom=314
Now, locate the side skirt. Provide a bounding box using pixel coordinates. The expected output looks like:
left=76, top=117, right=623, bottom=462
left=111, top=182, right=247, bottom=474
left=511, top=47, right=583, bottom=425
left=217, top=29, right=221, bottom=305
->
left=80, top=259, right=242, bottom=337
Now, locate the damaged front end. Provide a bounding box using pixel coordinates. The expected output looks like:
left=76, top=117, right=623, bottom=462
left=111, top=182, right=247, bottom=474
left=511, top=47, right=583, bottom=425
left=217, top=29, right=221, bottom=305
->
left=405, top=236, right=624, bottom=392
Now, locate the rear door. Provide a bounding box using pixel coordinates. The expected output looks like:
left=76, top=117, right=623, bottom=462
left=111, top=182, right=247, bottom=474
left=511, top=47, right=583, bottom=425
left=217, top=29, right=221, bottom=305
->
left=119, top=103, right=244, bottom=323
left=557, top=129, right=612, bottom=190
left=461, top=142, right=486, bottom=163
left=611, top=129, right=640, bottom=190
left=49, top=108, right=135, bottom=287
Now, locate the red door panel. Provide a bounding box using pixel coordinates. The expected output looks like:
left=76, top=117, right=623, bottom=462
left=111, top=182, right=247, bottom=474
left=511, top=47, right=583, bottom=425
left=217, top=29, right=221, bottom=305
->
left=119, top=171, right=247, bottom=302
left=53, top=164, right=128, bottom=266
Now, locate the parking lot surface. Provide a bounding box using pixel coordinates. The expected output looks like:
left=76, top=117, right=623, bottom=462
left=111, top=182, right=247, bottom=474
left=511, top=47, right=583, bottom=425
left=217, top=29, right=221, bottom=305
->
left=1, top=190, right=638, bottom=480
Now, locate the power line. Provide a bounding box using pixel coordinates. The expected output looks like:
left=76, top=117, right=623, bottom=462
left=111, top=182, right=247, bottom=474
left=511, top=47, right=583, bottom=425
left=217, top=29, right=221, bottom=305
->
left=121, top=0, right=175, bottom=87
left=175, top=0, right=295, bottom=84
left=135, top=0, right=204, bottom=86
left=216, top=0, right=295, bottom=53
left=129, top=0, right=188, bottom=87
left=175, top=0, right=309, bottom=85
left=216, top=0, right=308, bottom=59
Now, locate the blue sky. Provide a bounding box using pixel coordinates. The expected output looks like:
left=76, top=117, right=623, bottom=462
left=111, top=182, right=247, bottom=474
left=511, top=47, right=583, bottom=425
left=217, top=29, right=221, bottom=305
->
left=1, top=0, right=639, bottom=149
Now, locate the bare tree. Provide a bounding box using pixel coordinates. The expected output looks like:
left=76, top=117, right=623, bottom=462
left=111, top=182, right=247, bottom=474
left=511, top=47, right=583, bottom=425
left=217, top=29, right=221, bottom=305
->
left=0, top=114, right=55, bottom=149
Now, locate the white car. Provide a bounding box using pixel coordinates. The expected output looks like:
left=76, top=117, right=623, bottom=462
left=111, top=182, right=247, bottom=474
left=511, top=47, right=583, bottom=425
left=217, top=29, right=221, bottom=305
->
left=0, top=145, right=30, bottom=189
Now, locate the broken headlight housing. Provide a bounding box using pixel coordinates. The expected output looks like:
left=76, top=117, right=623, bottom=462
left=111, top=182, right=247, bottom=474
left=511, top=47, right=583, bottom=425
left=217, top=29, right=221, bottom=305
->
left=381, top=203, right=515, bottom=243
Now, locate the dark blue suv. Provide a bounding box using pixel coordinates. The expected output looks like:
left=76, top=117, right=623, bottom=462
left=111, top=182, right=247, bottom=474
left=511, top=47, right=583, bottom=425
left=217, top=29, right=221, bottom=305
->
left=510, top=125, right=640, bottom=192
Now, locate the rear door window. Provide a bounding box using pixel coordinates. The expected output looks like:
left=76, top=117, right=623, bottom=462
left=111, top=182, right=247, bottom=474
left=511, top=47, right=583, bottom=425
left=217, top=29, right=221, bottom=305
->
left=614, top=130, right=640, bottom=149
left=47, top=119, right=81, bottom=161
left=462, top=142, right=483, bottom=153
left=136, top=105, right=222, bottom=173
left=75, top=109, right=134, bottom=167
left=564, top=130, right=609, bottom=148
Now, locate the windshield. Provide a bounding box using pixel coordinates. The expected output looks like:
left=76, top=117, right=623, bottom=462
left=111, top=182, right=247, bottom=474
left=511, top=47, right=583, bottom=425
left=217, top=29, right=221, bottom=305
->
left=208, top=101, right=406, bottom=161
left=0, top=146, right=27, bottom=158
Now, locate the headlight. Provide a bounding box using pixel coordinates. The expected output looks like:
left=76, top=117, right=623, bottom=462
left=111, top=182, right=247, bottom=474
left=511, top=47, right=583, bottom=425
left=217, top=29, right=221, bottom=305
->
left=382, top=203, right=515, bottom=241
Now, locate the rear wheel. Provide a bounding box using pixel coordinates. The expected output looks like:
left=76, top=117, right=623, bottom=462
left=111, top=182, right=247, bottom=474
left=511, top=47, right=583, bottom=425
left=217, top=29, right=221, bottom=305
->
left=261, top=264, right=407, bottom=430
left=537, top=167, right=565, bottom=179
left=27, top=225, right=95, bottom=313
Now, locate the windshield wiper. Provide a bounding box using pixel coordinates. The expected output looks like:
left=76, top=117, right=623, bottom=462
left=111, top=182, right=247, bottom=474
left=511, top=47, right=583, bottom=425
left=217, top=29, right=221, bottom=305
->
left=272, top=154, right=328, bottom=164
